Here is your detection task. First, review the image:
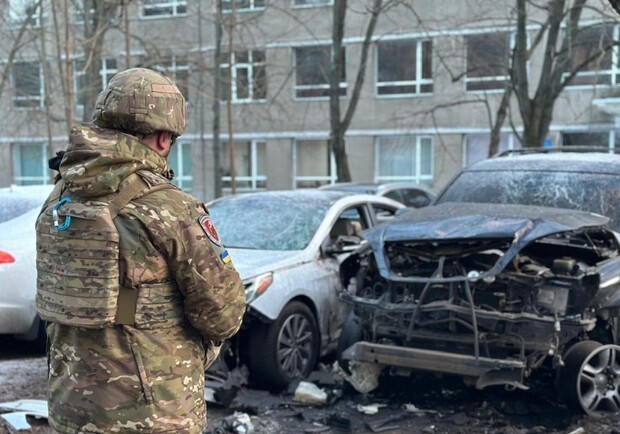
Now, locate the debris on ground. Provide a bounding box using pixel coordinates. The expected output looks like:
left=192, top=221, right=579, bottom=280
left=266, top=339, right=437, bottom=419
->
left=211, top=412, right=254, bottom=434
left=304, top=422, right=330, bottom=433
left=205, top=365, right=250, bottom=407
left=366, top=413, right=410, bottom=433
left=0, top=399, right=48, bottom=431
left=230, top=389, right=284, bottom=415
left=335, top=361, right=383, bottom=394
left=356, top=403, right=387, bottom=415
left=293, top=381, right=328, bottom=405
left=307, top=365, right=339, bottom=388
left=402, top=403, right=438, bottom=417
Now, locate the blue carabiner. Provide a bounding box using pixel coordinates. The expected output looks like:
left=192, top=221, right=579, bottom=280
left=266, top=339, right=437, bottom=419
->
left=53, top=197, right=72, bottom=231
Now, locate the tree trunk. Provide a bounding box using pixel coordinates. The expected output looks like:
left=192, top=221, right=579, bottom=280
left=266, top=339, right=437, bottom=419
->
left=225, top=1, right=236, bottom=194
left=212, top=0, right=223, bottom=198
left=488, top=87, right=512, bottom=157
left=329, top=0, right=351, bottom=183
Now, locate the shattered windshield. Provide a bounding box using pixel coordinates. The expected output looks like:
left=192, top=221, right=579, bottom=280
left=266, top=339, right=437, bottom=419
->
left=437, top=170, right=620, bottom=230
left=208, top=193, right=333, bottom=250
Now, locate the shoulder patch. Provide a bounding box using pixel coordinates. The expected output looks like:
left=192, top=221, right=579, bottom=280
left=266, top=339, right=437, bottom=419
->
left=198, top=214, right=221, bottom=246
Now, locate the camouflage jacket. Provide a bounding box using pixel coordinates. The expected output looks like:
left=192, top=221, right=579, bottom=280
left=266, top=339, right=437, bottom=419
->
left=38, top=124, right=245, bottom=434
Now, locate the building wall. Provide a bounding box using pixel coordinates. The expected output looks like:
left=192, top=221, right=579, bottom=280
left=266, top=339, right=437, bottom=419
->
left=0, top=0, right=617, bottom=199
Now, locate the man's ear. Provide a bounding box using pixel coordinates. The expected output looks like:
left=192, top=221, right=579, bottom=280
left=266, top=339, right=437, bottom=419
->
left=154, top=131, right=169, bottom=154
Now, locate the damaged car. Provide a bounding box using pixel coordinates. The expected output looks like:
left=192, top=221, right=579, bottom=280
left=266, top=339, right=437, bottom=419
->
left=207, top=190, right=403, bottom=388
left=339, top=150, right=620, bottom=416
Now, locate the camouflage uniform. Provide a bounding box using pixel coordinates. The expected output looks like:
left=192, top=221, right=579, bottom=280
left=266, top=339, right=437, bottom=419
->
left=35, top=69, right=245, bottom=434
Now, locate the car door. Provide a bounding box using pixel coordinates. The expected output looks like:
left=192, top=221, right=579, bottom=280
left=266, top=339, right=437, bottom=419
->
left=318, top=204, right=372, bottom=347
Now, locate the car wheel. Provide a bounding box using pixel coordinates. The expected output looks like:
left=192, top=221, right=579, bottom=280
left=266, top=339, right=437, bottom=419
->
left=557, top=340, right=620, bottom=416
left=247, top=301, right=319, bottom=389
left=336, top=313, right=363, bottom=373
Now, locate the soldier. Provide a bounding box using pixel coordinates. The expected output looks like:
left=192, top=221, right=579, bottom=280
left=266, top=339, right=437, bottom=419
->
left=35, top=68, right=246, bottom=434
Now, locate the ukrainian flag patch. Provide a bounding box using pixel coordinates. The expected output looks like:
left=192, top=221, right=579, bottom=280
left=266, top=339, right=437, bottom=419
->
left=220, top=250, right=232, bottom=264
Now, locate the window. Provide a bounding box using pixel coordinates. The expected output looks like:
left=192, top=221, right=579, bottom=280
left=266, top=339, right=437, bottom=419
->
left=383, top=188, right=433, bottom=208
left=294, top=46, right=346, bottom=98
left=71, top=1, right=119, bottom=26
left=562, top=131, right=611, bottom=148
left=219, top=50, right=267, bottom=102
left=376, top=136, right=433, bottom=184
left=465, top=32, right=511, bottom=91
left=168, top=141, right=193, bottom=192
left=9, top=0, right=44, bottom=27
left=464, top=133, right=521, bottom=166
left=221, top=140, right=267, bottom=192
left=101, top=58, right=119, bottom=85
left=12, top=143, right=48, bottom=185
left=71, top=0, right=94, bottom=25
left=12, top=61, right=42, bottom=109
left=74, top=58, right=118, bottom=108
left=222, top=0, right=265, bottom=12
left=295, top=139, right=336, bottom=188
left=294, top=0, right=332, bottom=6
left=376, top=39, right=433, bottom=96
left=151, top=56, right=190, bottom=101
left=565, top=24, right=615, bottom=86
left=141, top=0, right=187, bottom=18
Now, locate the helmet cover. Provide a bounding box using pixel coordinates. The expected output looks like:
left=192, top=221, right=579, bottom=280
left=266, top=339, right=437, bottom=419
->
left=92, top=67, right=187, bottom=136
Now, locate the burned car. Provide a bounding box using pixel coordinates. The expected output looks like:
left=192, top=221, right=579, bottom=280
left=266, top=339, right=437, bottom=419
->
left=339, top=150, right=620, bottom=416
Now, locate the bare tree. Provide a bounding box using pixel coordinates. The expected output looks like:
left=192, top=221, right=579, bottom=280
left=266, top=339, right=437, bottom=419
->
left=77, top=1, right=123, bottom=122
left=329, top=0, right=388, bottom=182
left=493, top=0, right=614, bottom=149
left=0, top=0, right=43, bottom=101
left=511, top=0, right=587, bottom=147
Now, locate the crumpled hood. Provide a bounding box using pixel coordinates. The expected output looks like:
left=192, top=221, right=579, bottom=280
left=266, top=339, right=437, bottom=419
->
left=362, top=202, right=611, bottom=282
left=59, top=123, right=171, bottom=197
left=366, top=202, right=609, bottom=245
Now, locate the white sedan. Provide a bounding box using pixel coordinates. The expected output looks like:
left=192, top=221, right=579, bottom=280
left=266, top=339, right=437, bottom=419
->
left=208, top=190, right=404, bottom=388
left=0, top=185, right=53, bottom=349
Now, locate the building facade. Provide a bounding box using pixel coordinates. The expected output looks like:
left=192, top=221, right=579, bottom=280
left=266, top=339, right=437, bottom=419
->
left=1, top=0, right=618, bottom=200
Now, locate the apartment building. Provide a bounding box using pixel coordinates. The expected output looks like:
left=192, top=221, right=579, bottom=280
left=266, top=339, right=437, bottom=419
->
left=1, top=0, right=618, bottom=200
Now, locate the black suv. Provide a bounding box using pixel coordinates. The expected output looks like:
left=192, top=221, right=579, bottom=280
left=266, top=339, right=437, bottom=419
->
left=339, top=149, right=620, bottom=416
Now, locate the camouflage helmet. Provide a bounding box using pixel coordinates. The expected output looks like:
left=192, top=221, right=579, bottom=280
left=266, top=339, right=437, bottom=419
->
left=92, top=67, right=187, bottom=136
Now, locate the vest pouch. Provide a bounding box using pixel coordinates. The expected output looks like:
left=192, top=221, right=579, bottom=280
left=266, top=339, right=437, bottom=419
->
left=134, top=282, right=185, bottom=329
left=36, top=200, right=121, bottom=328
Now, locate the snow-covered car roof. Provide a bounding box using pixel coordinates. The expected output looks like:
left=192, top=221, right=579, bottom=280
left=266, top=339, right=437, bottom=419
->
left=471, top=152, right=620, bottom=174
left=0, top=185, right=53, bottom=224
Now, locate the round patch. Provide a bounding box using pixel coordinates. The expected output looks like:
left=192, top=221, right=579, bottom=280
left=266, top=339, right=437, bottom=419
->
left=198, top=215, right=221, bottom=246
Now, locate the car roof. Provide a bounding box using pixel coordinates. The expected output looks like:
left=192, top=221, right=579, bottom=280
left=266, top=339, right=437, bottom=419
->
left=0, top=184, right=54, bottom=198
left=319, top=182, right=433, bottom=194
left=468, top=152, right=620, bottom=175
left=319, top=183, right=380, bottom=194
left=207, top=189, right=404, bottom=210
left=209, top=189, right=350, bottom=204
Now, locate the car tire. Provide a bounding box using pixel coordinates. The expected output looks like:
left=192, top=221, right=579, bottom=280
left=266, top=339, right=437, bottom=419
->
left=247, top=301, right=319, bottom=389
left=336, top=313, right=363, bottom=373
left=555, top=340, right=620, bottom=415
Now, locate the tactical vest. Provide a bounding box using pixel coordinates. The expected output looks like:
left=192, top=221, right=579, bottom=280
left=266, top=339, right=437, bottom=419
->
left=36, top=172, right=176, bottom=328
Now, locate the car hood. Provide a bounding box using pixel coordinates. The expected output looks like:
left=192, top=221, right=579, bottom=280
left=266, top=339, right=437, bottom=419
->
left=362, top=202, right=610, bottom=282
left=227, top=248, right=308, bottom=280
